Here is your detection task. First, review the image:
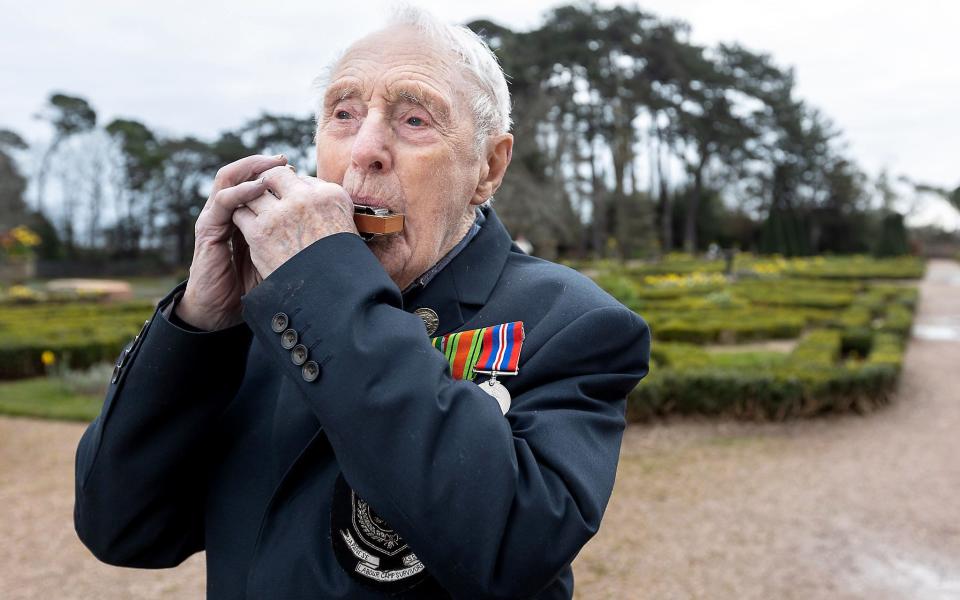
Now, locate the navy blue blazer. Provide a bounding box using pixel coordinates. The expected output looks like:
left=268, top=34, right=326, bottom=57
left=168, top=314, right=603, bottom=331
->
left=75, top=207, right=650, bottom=599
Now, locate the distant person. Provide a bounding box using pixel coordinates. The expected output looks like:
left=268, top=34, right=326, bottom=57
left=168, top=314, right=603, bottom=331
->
left=514, top=233, right=534, bottom=255
left=73, top=7, right=650, bottom=598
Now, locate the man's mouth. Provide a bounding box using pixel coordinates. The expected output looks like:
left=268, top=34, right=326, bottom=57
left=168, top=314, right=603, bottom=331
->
left=353, top=196, right=398, bottom=213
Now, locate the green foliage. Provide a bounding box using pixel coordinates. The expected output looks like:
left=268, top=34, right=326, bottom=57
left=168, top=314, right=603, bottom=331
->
left=759, top=203, right=812, bottom=257
left=650, top=343, right=711, bottom=369
left=791, top=329, right=841, bottom=365
left=0, top=129, right=29, bottom=230
left=630, top=361, right=900, bottom=421
left=234, top=113, right=316, bottom=172
left=840, top=328, right=873, bottom=358
left=650, top=308, right=804, bottom=344
left=705, top=351, right=789, bottom=369
left=838, top=304, right=871, bottom=329
left=105, top=119, right=163, bottom=191
left=584, top=253, right=921, bottom=420
left=733, top=279, right=856, bottom=309
left=867, top=333, right=904, bottom=368
left=23, top=211, right=62, bottom=260
left=35, top=93, right=98, bottom=217
left=874, top=213, right=910, bottom=257
left=879, top=303, right=913, bottom=336
left=618, top=254, right=728, bottom=276
left=907, top=181, right=960, bottom=214
left=782, top=255, right=925, bottom=280
left=469, top=4, right=891, bottom=257
left=45, top=93, right=97, bottom=136
left=0, top=301, right=152, bottom=379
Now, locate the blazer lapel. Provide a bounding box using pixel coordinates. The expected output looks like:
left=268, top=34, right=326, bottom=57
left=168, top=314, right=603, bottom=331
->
left=403, top=206, right=514, bottom=337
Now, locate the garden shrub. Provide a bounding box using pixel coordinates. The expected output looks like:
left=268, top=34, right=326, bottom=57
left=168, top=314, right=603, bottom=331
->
left=629, top=361, right=900, bottom=421
left=880, top=304, right=913, bottom=336
left=585, top=254, right=923, bottom=421
left=0, top=301, right=153, bottom=379
left=782, top=255, right=924, bottom=280
left=840, top=327, right=873, bottom=358
left=791, top=330, right=841, bottom=365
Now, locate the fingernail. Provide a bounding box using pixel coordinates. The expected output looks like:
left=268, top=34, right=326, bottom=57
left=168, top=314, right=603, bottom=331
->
left=257, top=177, right=265, bottom=185
left=287, top=165, right=297, bottom=173
left=276, top=154, right=285, bottom=160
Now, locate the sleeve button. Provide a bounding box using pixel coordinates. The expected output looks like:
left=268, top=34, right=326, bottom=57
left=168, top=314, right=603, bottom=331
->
left=290, top=344, right=308, bottom=366
left=302, top=360, right=320, bottom=382
left=281, top=328, right=299, bottom=349
left=271, top=312, right=289, bottom=333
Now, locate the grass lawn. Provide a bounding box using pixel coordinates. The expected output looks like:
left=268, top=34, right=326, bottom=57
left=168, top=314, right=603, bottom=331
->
left=0, top=377, right=102, bottom=422
left=123, top=276, right=181, bottom=300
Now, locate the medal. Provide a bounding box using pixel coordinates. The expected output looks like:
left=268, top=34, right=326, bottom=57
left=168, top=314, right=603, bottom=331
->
left=480, top=375, right=512, bottom=414
left=414, top=307, right=439, bottom=336
left=431, top=321, right=525, bottom=415
left=473, top=322, right=524, bottom=414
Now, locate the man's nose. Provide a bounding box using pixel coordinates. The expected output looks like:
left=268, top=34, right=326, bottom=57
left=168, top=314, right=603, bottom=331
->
left=350, top=113, right=392, bottom=173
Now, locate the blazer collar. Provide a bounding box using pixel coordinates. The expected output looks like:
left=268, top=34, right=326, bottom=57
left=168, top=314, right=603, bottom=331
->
left=402, top=205, right=513, bottom=337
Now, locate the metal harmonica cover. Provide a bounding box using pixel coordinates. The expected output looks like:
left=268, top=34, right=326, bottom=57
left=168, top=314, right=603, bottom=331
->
left=353, top=204, right=404, bottom=241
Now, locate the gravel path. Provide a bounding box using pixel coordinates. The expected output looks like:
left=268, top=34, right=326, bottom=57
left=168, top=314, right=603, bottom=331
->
left=1, top=260, right=957, bottom=599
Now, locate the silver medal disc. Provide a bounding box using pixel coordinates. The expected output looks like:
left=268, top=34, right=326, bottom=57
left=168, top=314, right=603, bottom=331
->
left=480, top=378, right=511, bottom=414
left=414, top=307, right=439, bottom=337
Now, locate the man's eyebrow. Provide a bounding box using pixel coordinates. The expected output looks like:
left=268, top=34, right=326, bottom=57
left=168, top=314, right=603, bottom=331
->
left=390, top=87, right=451, bottom=125
left=323, top=83, right=362, bottom=108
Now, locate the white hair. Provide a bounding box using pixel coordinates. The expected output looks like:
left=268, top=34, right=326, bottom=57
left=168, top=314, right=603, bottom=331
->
left=312, top=4, right=512, bottom=153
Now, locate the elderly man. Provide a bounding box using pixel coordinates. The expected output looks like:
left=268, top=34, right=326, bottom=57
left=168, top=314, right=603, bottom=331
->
left=74, top=8, right=649, bottom=599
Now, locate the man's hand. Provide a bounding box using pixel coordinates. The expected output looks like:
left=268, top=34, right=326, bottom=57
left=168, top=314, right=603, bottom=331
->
left=231, top=165, right=359, bottom=280
left=176, top=154, right=288, bottom=331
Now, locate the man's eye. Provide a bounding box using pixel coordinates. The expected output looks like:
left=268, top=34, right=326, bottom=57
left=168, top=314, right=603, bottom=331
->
left=335, top=110, right=352, bottom=120
left=406, top=116, right=426, bottom=127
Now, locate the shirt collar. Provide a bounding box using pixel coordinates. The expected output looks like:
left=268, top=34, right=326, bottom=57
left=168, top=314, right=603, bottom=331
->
left=401, top=205, right=514, bottom=337
left=400, top=207, right=485, bottom=296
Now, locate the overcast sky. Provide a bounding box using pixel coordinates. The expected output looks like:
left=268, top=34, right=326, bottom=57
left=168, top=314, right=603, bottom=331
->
left=3, top=0, right=958, bottom=228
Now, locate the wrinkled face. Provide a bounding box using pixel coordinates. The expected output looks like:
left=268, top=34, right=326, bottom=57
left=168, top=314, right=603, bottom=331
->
left=315, top=25, right=485, bottom=290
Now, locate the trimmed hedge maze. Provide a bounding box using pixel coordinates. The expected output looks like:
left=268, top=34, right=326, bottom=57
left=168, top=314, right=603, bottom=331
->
left=586, top=255, right=924, bottom=420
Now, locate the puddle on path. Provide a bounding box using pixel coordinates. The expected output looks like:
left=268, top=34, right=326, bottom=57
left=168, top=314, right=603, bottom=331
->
left=930, top=272, right=960, bottom=286
left=914, top=325, right=960, bottom=342
left=853, top=551, right=960, bottom=600
left=913, top=317, right=960, bottom=342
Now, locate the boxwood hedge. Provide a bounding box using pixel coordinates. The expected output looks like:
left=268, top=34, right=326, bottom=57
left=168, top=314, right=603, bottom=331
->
left=587, top=254, right=922, bottom=420
left=631, top=330, right=904, bottom=421
left=0, top=301, right=153, bottom=379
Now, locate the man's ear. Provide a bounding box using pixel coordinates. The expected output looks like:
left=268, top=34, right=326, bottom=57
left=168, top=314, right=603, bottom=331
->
left=470, top=133, right=513, bottom=206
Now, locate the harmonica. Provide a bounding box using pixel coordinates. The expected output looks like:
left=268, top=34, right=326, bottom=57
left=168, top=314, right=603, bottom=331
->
left=354, top=204, right=404, bottom=241
left=262, top=184, right=403, bottom=240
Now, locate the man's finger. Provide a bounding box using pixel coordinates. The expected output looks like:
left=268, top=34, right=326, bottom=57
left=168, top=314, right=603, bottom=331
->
left=211, top=154, right=288, bottom=196
left=204, top=179, right=269, bottom=227
left=232, top=206, right=258, bottom=238
left=242, top=191, right=278, bottom=216
left=260, top=164, right=306, bottom=200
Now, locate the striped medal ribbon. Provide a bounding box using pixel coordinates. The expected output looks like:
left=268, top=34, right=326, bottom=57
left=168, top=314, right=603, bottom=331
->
left=432, top=321, right=525, bottom=415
